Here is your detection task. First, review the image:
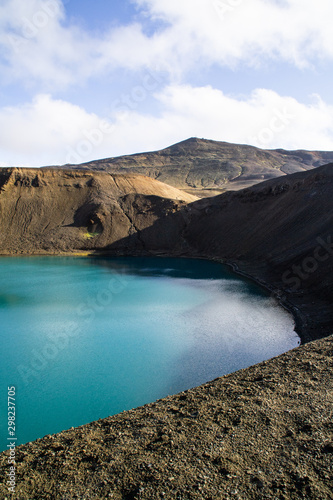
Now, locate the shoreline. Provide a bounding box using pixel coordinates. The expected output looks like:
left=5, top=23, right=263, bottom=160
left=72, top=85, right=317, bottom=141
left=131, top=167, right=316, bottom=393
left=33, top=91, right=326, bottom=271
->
left=0, top=253, right=300, bottom=454
left=223, top=260, right=305, bottom=344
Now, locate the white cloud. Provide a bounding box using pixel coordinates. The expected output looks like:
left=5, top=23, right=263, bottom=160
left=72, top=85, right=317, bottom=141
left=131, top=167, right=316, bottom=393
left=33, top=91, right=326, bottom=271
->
left=1, top=87, right=333, bottom=167
left=0, top=94, right=112, bottom=166
left=0, top=0, right=94, bottom=88
left=135, top=0, right=333, bottom=69
left=1, top=0, right=333, bottom=90
left=114, top=85, right=333, bottom=152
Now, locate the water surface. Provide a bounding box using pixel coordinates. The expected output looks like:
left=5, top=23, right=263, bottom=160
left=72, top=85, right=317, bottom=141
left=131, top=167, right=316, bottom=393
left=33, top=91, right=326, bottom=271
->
left=0, top=257, right=299, bottom=450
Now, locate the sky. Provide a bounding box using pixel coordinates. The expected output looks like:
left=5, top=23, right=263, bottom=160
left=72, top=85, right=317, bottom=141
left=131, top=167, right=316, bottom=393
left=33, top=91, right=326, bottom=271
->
left=1, top=0, right=333, bottom=167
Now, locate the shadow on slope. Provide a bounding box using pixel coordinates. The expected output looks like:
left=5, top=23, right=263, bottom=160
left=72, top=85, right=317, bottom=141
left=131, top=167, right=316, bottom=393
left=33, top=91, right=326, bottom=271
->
left=102, top=163, right=333, bottom=342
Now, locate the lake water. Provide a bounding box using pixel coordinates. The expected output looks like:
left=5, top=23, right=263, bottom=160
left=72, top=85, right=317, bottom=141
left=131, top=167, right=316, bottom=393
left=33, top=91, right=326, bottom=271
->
left=0, top=257, right=299, bottom=451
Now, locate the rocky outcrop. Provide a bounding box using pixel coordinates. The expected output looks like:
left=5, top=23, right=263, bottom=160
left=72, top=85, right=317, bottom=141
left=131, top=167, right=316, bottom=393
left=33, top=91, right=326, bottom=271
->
left=51, top=137, right=333, bottom=197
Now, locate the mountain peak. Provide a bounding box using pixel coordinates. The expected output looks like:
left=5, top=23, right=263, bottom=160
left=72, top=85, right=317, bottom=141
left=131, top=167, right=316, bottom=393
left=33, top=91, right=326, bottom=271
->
left=49, top=138, right=333, bottom=198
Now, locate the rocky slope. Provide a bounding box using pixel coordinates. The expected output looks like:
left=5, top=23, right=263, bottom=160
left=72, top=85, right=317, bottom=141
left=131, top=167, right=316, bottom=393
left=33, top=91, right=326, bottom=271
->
left=53, top=137, right=333, bottom=197
left=102, top=163, right=333, bottom=342
left=0, top=168, right=196, bottom=255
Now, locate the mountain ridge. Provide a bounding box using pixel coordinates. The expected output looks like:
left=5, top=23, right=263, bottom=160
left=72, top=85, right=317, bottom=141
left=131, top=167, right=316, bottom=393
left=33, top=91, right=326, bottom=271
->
left=49, top=137, right=333, bottom=197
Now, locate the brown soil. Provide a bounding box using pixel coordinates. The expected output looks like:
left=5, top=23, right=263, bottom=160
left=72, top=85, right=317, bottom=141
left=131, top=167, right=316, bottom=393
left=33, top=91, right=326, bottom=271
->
left=0, top=168, right=196, bottom=255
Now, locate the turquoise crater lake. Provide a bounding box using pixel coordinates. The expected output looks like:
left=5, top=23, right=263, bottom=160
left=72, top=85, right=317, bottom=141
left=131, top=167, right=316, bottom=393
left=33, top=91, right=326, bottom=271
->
left=0, top=257, right=299, bottom=450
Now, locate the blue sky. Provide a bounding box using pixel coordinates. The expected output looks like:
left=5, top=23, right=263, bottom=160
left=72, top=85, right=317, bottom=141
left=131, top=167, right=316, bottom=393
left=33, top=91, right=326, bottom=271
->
left=1, top=0, right=333, bottom=166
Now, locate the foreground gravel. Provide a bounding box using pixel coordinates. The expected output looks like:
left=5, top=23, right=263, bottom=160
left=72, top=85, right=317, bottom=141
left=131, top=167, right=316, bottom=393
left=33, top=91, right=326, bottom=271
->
left=1, top=335, right=332, bottom=500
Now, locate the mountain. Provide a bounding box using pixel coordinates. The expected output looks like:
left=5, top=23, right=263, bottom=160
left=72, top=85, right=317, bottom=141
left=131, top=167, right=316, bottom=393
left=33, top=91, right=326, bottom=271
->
left=53, top=137, right=333, bottom=197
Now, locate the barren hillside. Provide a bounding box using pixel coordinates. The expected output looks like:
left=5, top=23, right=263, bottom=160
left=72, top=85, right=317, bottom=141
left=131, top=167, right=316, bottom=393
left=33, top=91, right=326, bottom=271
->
left=51, top=137, right=333, bottom=197
left=0, top=168, right=196, bottom=255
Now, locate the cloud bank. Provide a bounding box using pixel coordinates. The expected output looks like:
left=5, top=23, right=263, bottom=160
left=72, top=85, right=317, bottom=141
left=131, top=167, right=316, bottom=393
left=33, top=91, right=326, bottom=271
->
left=1, top=87, right=333, bottom=167
left=1, top=0, right=333, bottom=165
left=1, top=0, right=333, bottom=89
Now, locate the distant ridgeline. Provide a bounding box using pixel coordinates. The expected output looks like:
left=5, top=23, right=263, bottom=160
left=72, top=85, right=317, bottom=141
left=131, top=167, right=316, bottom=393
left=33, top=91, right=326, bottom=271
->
left=48, top=137, right=333, bottom=198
